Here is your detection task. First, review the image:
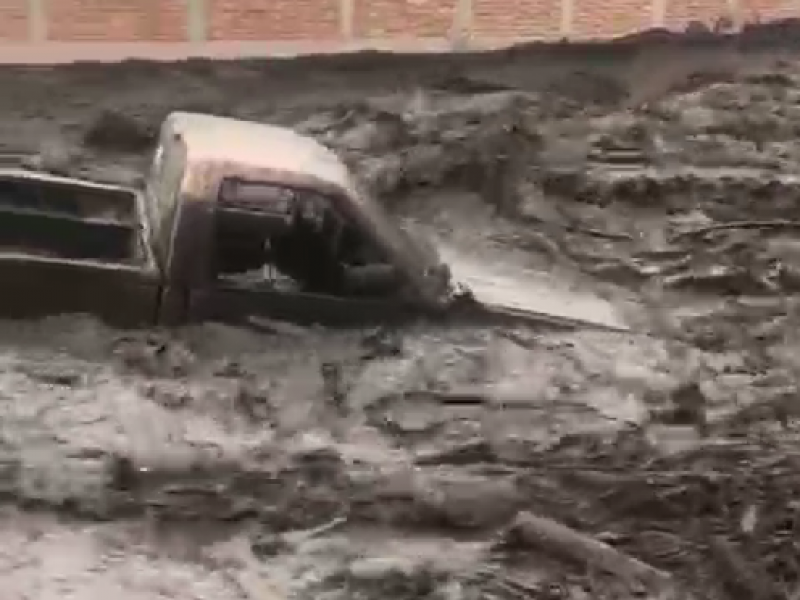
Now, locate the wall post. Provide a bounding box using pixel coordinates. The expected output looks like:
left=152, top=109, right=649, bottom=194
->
left=29, top=0, right=46, bottom=41
left=725, top=0, right=742, bottom=29
left=449, top=0, right=473, bottom=50
left=340, top=0, right=354, bottom=39
left=651, top=0, right=667, bottom=27
left=187, top=0, right=207, bottom=42
left=560, top=0, right=574, bottom=38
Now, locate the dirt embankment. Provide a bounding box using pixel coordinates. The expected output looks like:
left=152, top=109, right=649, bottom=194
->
left=3, top=19, right=800, bottom=600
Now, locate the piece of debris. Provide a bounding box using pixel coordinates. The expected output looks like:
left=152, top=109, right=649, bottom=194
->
left=648, top=380, right=709, bottom=433
left=15, top=362, right=82, bottom=386
left=361, top=326, right=404, bottom=358
left=139, top=381, right=193, bottom=409
left=21, top=139, right=76, bottom=175
left=503, top=511, right=672, bottom=591
left=113, top=335, right=195, bottom=377
left=707, top=535, right=782, bottom=600
left=251, top=516, right=347, bottom=558
left=234, top=381, right=273, bottom=422
left=246, top=316, right=311, bottom=337
left=321, top=362, right=347, bottom=412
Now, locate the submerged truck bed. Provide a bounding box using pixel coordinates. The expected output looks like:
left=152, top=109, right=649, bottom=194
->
left=0, top=170, right=160, bottom=326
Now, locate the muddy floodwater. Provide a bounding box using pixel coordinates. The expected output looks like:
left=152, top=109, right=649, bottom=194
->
left=4, top=23, right=800, bottom=600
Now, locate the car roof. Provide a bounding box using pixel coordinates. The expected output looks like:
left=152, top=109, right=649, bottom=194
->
left=163, top=111, right=354, bottom=193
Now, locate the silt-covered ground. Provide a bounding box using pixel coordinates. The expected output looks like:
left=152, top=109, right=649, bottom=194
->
left=2, top=23, right=800, bottom=600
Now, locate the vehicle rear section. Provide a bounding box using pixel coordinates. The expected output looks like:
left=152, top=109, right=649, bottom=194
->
left=0, top=172, right=160, bottom=326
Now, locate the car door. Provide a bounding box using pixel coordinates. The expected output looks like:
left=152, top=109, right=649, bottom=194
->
left=186, top=179, right=414, bottom=327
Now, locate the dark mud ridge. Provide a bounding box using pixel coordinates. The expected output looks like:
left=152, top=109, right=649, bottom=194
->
left=3, top=20, right=800, bottom=600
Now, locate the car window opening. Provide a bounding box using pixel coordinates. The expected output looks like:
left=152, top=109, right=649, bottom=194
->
left=213, top=179, right=400, bottom=297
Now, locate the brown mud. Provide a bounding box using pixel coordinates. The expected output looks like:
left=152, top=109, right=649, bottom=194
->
left=4, top=20, right=800, bottom=600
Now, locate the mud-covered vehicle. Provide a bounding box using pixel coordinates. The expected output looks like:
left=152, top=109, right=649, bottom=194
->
left=0, top=112, right=629, bottom=332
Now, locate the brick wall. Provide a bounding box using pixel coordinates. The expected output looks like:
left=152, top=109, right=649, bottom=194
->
left=0, top=0, right=795, bottom=46
left=353, top=0, right=458, bottom=39
left=48, top=0, right=186, bottom=42
left=664, top=0, right=731, bottom=29
left=574, top=0, right=654, bottom=38
left=0, top=0, right=30, bottom=42
left=472, top=0, right=561, bottom=41
left=208, top=0, right=341, bottom=41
